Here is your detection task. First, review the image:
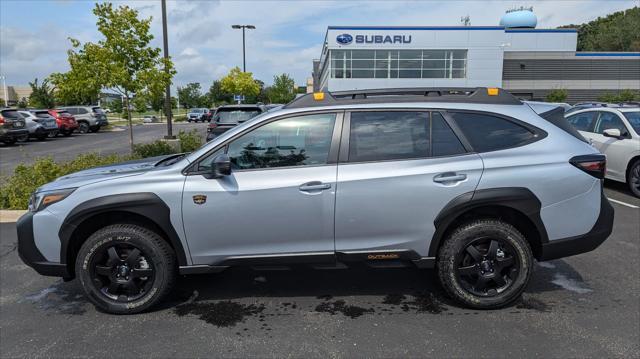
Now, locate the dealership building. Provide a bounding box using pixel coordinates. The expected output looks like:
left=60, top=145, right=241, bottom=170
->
left=311, top=10, right=640, bottom=103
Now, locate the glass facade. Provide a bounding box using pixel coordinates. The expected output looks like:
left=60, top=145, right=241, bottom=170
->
left=330, top=49, right=467, bottom=79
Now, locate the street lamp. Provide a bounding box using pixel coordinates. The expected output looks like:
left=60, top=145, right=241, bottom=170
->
left=161, top=0, right=174, bottom=139
left=231, top=24, right=255, bottom=72
left=0, top=75, right=8, bottom=107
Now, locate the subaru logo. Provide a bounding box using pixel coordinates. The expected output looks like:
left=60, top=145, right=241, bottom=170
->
left=336, top=34, right=353, bottom=45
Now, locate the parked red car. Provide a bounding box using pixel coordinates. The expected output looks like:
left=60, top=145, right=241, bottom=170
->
left=47, top=109, right=79, bottom=136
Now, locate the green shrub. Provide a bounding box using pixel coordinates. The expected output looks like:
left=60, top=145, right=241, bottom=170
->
left=545, top=89, right=568, bottom=103
left=598, top=89, right=640, bottom=103
left=178, top=129, right=203, bottom=152
left=133, top=140, right=177, bottom=158
left=0, top=154, right=129, bottom=210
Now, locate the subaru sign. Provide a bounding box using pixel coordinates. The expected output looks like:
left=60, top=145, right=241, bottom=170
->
left=336, top=33, right=412, bottom=45
left=336, top=34, right=353, bottom=45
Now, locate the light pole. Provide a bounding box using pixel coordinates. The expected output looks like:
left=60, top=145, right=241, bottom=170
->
left=231, top=24, right=255, bottom=72
left=0, top=75, right=8, bottom=107
left=161, top=0, right=174, bottom=139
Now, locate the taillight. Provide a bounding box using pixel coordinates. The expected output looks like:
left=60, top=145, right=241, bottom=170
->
left=0, top=114, right=4, bottom=125
left=570, top=154, right=606, bottom=179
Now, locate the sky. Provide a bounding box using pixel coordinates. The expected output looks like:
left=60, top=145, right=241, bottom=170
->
left=0, top=0, right=636, bottom=91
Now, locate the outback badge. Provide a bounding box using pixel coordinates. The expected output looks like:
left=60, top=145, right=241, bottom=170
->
left=192, top=195, right=207, bottom=205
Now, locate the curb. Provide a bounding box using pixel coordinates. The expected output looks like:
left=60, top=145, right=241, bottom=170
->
left=0, top=210, right=27, bottom=223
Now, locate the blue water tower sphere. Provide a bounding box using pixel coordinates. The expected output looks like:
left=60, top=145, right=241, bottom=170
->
left=500, top=9, right=538, bottom=28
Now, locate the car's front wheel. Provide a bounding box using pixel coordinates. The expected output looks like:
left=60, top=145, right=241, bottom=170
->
left=437, top=219, right=533, bottom=309
left=628, top=160, right=640, bottom=198
left=75, top=224, right=177, bottom=314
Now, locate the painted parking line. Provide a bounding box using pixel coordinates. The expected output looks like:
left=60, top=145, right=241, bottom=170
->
left=607, top=197, right=639, bottom=209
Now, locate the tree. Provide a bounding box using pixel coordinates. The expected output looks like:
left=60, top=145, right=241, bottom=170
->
left=55, top=3, right=175, bottom=152
left=598, top=89, right=640, bottom=103
left=0, top=98, right=5, bottom=107
left=177, top=83, right=204, bottom=109
left=207, top=80, right=233, bottom=106
left=111, top=97, right=123, bottom=113
left=559, top=7, right=640, bottom=51
left=28, top=78, right=56, bottom=109
left=133, top=96, right=148, bottom=113
left=220, top=67, right=260, bottom=101
left=545, top=89, right=568, bottom=103
left=16, top=97, right=28, bottom=109
left=266, top=73, right=297, bottom=104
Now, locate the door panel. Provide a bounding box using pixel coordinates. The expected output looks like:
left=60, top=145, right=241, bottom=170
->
left=335, top=155, right=483, bottom=256
left=591, top=111, right=632, bottom=181
left=182, top=166, right=337, bottom=264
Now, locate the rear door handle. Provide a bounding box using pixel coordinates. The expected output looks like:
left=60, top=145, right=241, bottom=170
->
left=299, top=181, right=332, bottom=192
left=433, top=173, right=467, bottom=183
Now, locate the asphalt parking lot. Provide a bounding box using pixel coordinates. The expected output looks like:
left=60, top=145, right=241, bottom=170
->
left=0, top=122, right=205, bottom=177
left=0, top=187, right=638, bottom=357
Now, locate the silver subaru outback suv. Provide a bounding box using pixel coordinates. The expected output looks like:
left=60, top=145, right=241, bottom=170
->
left=17, top=88, right=614, bottom=314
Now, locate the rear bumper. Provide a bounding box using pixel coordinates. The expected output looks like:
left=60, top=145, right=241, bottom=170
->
left=0, top=129, right=29, bottom=140
left=16, top=212, right=70, bottom=278
left=539, top=188, right=614, bottom=261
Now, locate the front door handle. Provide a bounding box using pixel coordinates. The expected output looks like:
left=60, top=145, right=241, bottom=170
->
left=433, top=173, right=467, bottom=183
left=299, top=181, right=332, bottom=192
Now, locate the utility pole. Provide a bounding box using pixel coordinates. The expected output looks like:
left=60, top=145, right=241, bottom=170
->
left=0, top=75, right=8, bottom=107
left=231, top=25, right=256, bottom=72
left=161, top=0, right=174, bottom=139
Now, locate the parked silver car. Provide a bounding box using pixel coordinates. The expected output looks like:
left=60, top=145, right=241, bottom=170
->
left=566, top=105, right=640, bottom=197
left=18, top=110, right=59, bottom=140
left=17, top=88, right=614, bottom=314
left=58, top=106, right=109, bottom=133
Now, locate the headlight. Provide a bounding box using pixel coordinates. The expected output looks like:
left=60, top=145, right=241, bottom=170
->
left=28, top=188, right=76, bottom=212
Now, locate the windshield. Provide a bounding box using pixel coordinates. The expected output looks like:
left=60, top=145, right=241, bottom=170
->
left=623, top=111, right=640, bottom=134
left=216, top=109, right=260, bottom=123
left=190, top=108, right=203, bottom=113
left=92, top=107, right=105, bottom=114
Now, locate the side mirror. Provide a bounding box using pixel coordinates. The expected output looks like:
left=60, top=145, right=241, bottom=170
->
left=211, top=154, right=231, bottom=178
left=603, top=128, right=622, bottom=139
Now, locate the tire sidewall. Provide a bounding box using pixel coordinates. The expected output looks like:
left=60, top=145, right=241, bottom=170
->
left=628, top=160, right=640, bottom=198
left=438, top=221, right=533, bottom=309
left=75, top=225, right=173, bottom=314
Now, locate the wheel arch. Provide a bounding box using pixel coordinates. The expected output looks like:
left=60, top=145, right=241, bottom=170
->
left=626, top=155, right=640, bottom=180
left=58, top=193, right=188, bottom=278
left=429, top=188, right=549, bottom=260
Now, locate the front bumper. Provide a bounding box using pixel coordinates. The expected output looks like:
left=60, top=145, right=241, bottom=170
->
left=539, top=188, right=614, bottom=261
left=16, top=212, right=70, bottom=278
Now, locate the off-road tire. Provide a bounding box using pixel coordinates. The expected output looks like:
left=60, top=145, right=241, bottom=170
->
left=437, top=219, right=533, bottom=309
left=75, top=224, right=177, bottom=314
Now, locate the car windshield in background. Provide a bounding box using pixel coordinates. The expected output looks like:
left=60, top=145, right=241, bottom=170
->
left=216, top=109, right=260, bottom=123
left=92, top=107, right=105, bottom=114
left=623, top=111, right=640, bottom=134
left=190, top=108, right=204, bottom=113
left=1, top=110, right=23, bottom=119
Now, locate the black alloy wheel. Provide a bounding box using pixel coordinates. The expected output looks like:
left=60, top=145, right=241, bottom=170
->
left=89, top=243, right=155, bottom=303
left=78, top=122, right=90, bottom=134
left=455, top=237, right=519, bottom=297
left=629, top=161, right=640, bottom=198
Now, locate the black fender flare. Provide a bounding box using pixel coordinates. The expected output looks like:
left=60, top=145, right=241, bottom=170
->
left=58, top=192, right=188, bottom=266
left=428, top=187, right=548, bottom=258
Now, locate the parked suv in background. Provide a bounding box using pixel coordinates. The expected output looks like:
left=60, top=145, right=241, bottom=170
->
left=17, top=88, right=614, bottom=314
left=0, top=109, right=28, bottom=145
left=19, top=110, right=59, bottom=140
left=206, top=104, right=265, bottom=141
left=566, top=105, right=640, bottom=197
left=48, top=109, right=78, bottom=136
left=187, top=108, right=209, bottom=122
left=59, top=106, right=109, bottom=133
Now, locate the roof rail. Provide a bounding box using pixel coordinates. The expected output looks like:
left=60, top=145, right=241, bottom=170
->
left=284, top=87, right=522, bottom=109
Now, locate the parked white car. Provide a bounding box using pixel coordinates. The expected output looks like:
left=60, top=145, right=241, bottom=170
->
left=566, top=106, right=640, bottom=197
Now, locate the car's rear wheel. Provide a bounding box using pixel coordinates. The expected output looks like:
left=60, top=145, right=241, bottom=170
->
left=90, top=125, right=100, bottom=133
left=75, top=224, right=176, bottom=314
left=628, top=160, right=640, bottom=198
left=78, top=122, right=90, bottom=134
left=437, top=219, right=533, bottom=309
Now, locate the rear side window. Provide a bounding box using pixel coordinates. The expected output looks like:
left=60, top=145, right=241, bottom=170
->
left=0, top=110, right=22, bottom=119
left=431, top=113, right=466, bottom=156
left=349, top=111, right=429, bottom=162
left=451, top=112, right=536, bottom=152
left=566, top=112, right=597, bottom=132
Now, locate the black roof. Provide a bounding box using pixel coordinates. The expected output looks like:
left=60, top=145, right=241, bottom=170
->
left=284, top=87, right=522, bottom=109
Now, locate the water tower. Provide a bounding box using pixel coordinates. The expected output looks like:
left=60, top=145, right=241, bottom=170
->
left=500, top=6, right=537, bottom=29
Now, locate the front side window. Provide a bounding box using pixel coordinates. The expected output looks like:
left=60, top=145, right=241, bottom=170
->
left=348, top=111, right=429, bottom=162
left=595, top=112, right=629, bottom=136
left=566, top=111, right=597, bottom=132
left=623, top=111, right=640, bottom=134
left=226, top=114, right=336, bottom=170
left=451, top=112, right=536, bottom=152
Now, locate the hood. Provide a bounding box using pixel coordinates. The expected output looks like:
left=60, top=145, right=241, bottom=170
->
left=37, top=154, right=182, bottom=192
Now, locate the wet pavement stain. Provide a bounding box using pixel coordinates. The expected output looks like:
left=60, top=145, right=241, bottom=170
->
left=382, top=294, right=406, bottom=305
left=315, top=300, right=375, bottom=319
left=406, top=292, right=447, bottom=314
left=23, top=283, right=87, bottom=315
left=316, top=294, right=333, bottom=301
left=174, top=300, right=265, bottom=327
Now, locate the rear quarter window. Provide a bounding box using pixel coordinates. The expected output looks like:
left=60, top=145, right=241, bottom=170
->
left=450, top=112, right=538, bottom=152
